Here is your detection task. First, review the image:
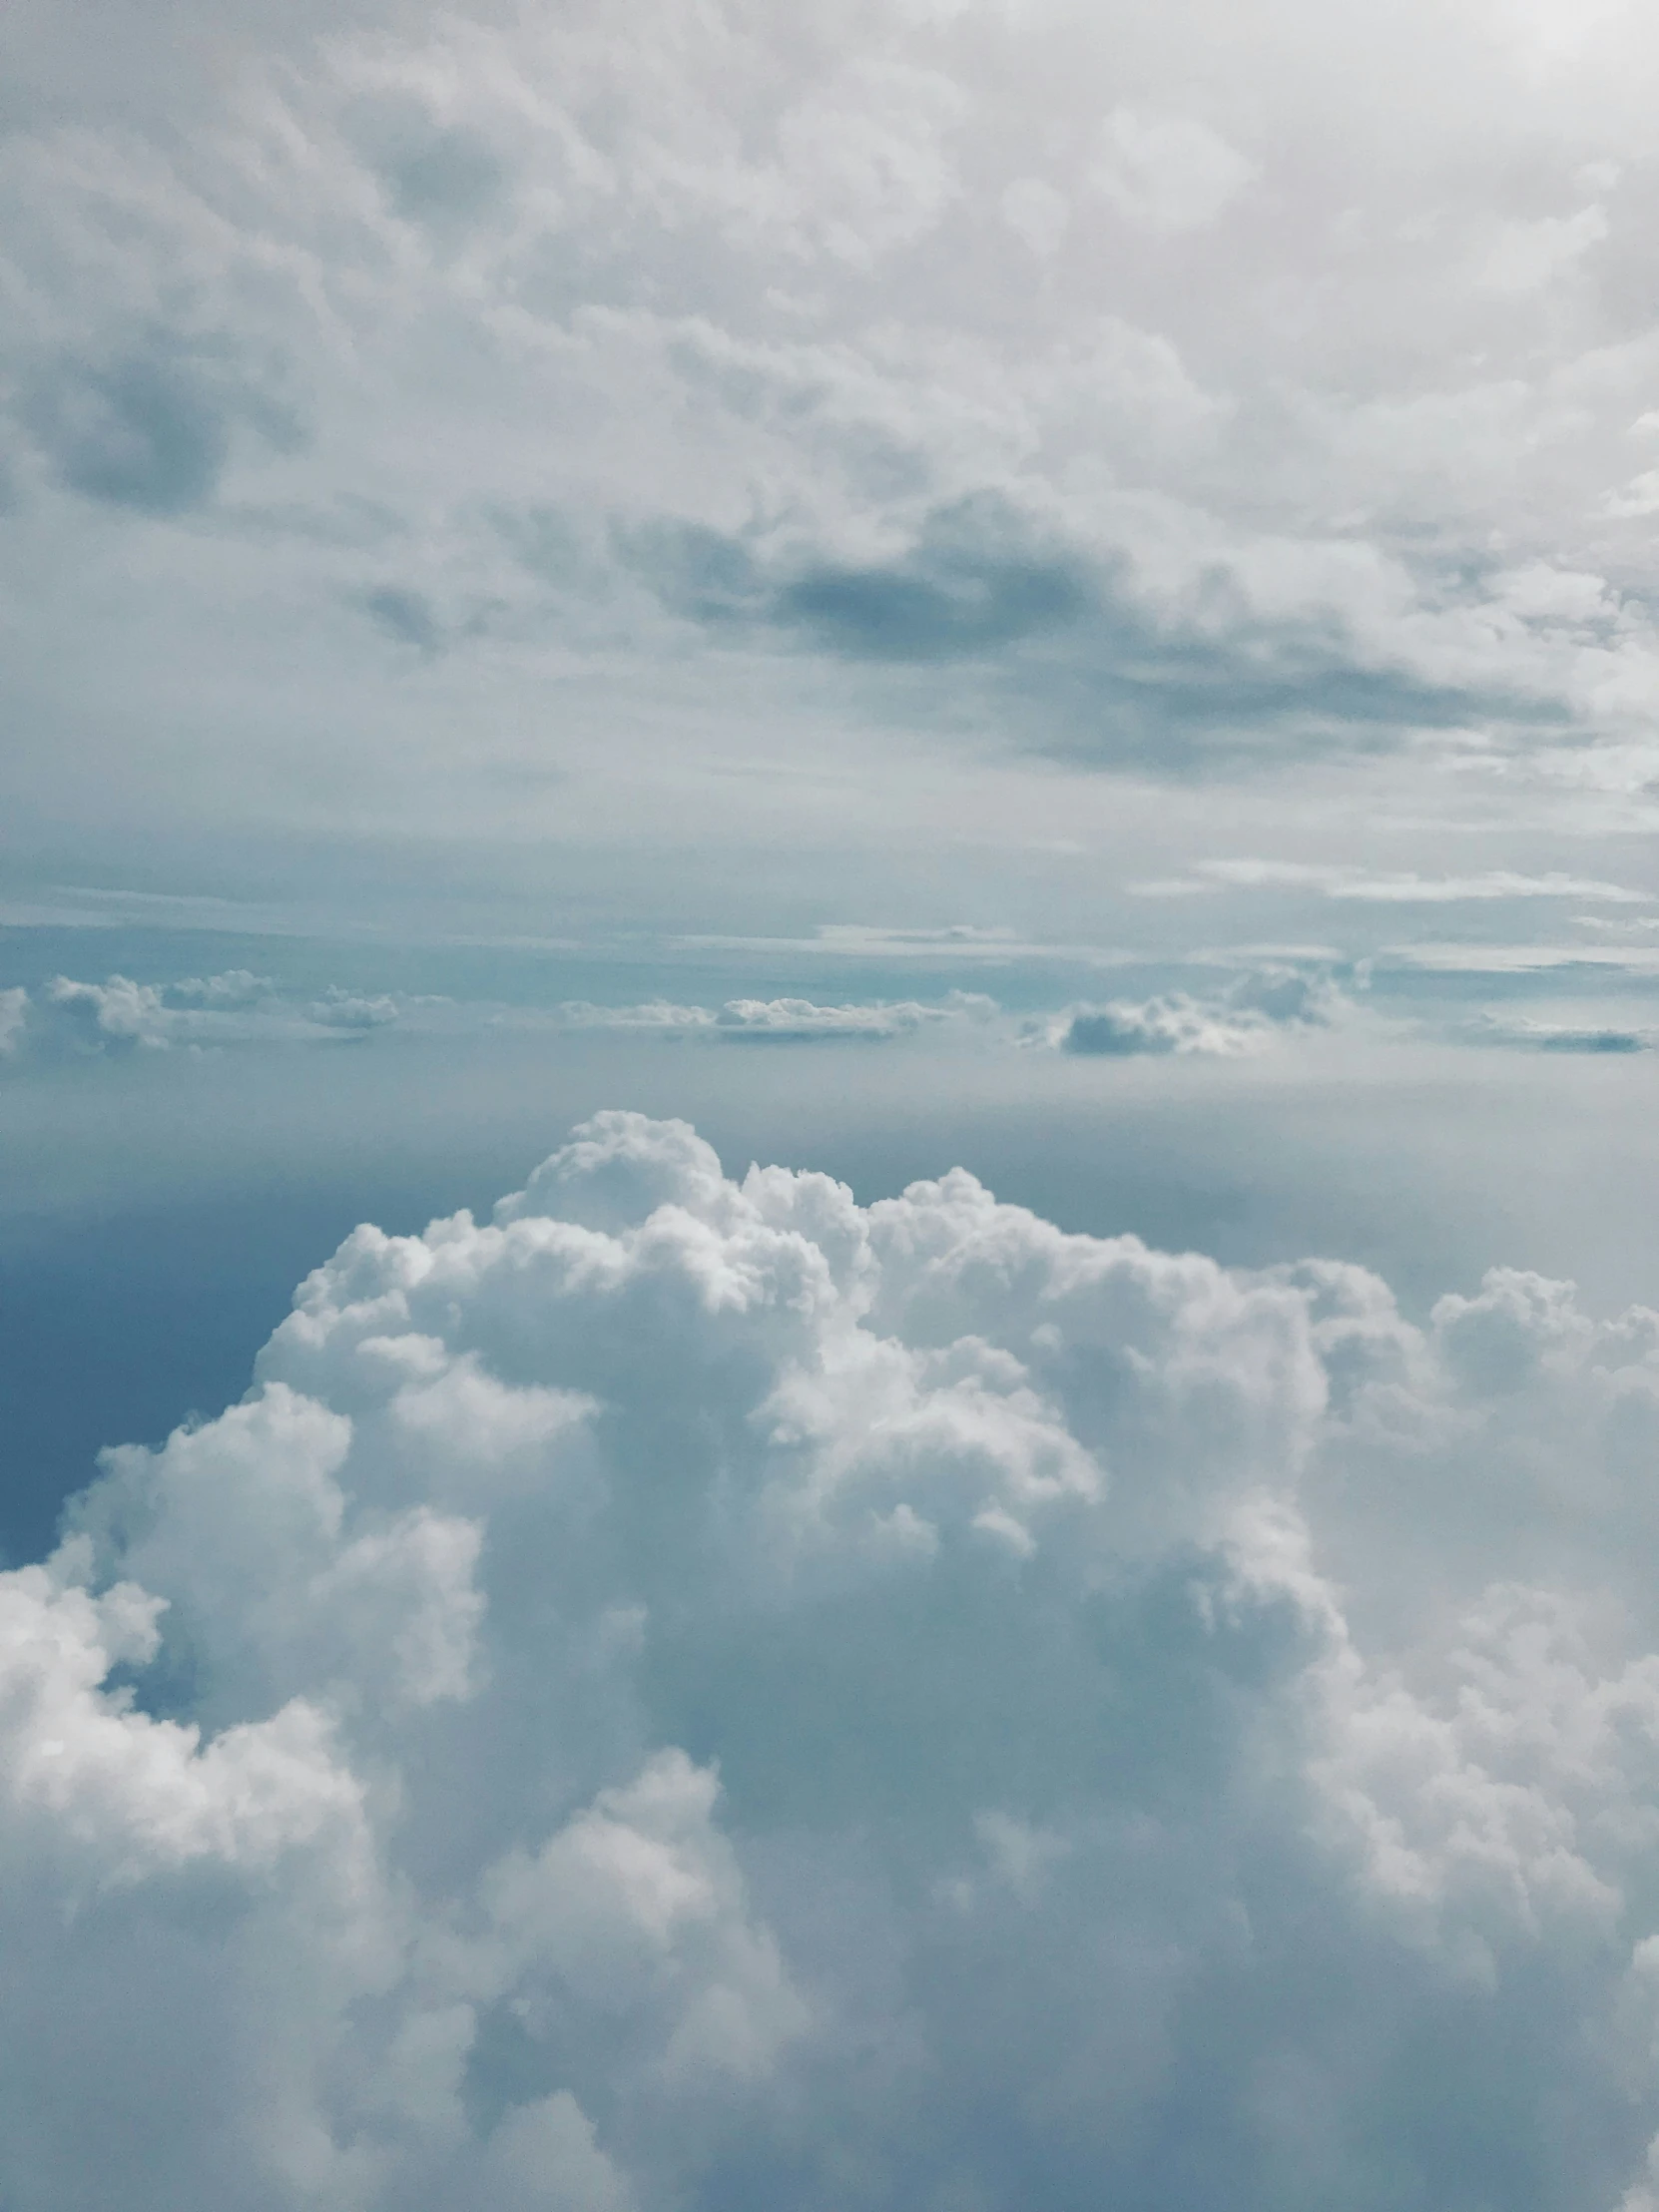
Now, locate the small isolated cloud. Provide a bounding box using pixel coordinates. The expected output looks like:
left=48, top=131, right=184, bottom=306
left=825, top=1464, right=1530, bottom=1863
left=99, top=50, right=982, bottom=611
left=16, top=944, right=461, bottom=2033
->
left=307, top=986, right=402, bottom=1031
left=715, top=993, right=989, bottom=1040
left=1470, top=1013, right=1651, bottom=1053
left=162, top=969, right=276, bottom=1008
left=547, top=993, right=997, bottom=1041
left=1057, top=994, right=1268, bottom=1058
left=9, top=1115, right=1659, bottom=2207
left=1042, top=965, right=1349, bottom=1058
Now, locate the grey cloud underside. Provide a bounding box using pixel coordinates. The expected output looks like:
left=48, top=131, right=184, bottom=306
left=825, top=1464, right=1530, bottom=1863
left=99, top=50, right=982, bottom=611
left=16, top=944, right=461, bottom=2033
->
left=622, top=507, right=1562, bottom=769
left=1472, top=1015, right=1654, bottom=1054
left=11, top=1113, right=1659, bottom=2210
left=18, top=336, right=301, bottom=516
left=358, top=585, right=444, bottom=653
left=21, top=350, right=230, bottom=514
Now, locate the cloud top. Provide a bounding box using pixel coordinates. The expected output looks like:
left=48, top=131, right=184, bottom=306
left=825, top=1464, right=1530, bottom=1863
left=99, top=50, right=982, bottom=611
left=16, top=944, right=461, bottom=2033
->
left=6, top=1112, right=1659, bottom=2206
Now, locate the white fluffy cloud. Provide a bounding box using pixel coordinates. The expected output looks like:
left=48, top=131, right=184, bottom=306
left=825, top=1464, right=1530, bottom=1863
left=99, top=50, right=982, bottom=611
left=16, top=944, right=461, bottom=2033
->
left=1041, top=964, right=1351, bottom=1055
left=0, top=972, right=404, bottom=1057
left=7, top=1110, right=1659, bottom=2207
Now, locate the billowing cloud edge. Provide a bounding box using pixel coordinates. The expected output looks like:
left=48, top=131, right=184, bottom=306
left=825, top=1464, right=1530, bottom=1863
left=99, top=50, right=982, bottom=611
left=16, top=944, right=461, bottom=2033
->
left=8, top=1111, right=1659, bottom=2207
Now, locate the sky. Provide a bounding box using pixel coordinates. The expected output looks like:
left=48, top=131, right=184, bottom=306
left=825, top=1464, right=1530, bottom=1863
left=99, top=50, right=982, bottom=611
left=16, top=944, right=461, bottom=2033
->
left=8, top=1, right=1659, bottom=2207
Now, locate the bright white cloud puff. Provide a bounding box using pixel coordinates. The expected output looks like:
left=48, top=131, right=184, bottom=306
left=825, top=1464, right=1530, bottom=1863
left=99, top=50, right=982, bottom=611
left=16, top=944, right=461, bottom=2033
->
left=1041, top=964, right=1351, bottom=1055
left=7, top=1111, right=1659, bottom=2209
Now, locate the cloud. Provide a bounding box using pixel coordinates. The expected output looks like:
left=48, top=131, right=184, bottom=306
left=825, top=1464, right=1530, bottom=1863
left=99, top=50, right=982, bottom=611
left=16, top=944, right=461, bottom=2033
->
left=1056, top=994, right=1269, bottom=1057
left=16, top=335, right=299, bottom=516
left=21, top=347, right=233, bottom=513
left=0, top=986, right=28, bottom=1056
left=162, top=969, right=276, bottom=1008
left=1044, top=964, right=1350, bottom=1056
left=307, top=986, right=401, bottom=1031
left=357, top=586, right=444, bottom=654
left=770, top=525, right=1091, bottom=665
left=12, top=1112, right=1659, bottom=2206
left=1152, top=860, right=1655, bottom=903
left=544, top=993, right=998, bottom=1040
left=10, top=0, right=1656, bottom=852
left=0, top=973, right=405, bottom=1059
left=626, top=497, right=1545, bottom=771
left=713, top=994, right=987, bottom=1040
left=1382, top=943, right=1659, bottom=973
left=1089, top=108, right=1258, bottom=233
left=548, top=999, right=722, bottom=1032
left=0, top=978, right=1009, bottom=1069
left=34, top=972, right=173, bottom=1053
left=1469, top=1013, right=1652, bottom=1053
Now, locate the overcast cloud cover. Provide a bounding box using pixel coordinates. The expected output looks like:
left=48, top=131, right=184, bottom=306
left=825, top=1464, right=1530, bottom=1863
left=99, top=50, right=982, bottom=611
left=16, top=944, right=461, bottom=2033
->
left=7, top=0, right=1659, bottom=953
left=11, top=1, right=1659, bottom=2206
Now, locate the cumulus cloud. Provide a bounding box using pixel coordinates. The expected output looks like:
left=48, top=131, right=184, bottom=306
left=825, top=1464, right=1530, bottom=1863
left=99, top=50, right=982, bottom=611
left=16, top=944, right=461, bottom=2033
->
left=162, top=968, right=276, bottom=1008
left=35, top=972, right=173, bottom=1053
left=0, top=972, right=410, bottom=1059
left=9, top=1111, right=1659, bottom=2207
left=1043, top=964, right=1350, bottom=1056
left=307, top=986, right=401, bottom=1032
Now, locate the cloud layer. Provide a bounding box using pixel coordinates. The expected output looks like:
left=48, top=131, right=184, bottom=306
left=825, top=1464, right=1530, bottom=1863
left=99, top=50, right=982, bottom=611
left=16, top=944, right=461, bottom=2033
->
left=7, top=1111, right=1659, bottom=2208
left=12, top=0, right=1659, bottom=926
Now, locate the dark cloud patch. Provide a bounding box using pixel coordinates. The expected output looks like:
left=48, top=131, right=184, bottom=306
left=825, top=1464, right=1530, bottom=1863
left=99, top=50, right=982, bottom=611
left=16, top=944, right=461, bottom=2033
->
left=1538, top=1028, right=1644, bottom=1054
left=23, top=350, right=232, bottom=514
left=358, top=585, right=443, bottom=652
left=345, top=98, right=511, bottom=232
left=1014, top=620, right=1542, bottom=772
left=618, top=496, right=1563, bottom=774
left=615, top=518, right=772, bottom=625
left=379, top=126, right=508, bottom=228
left=1064, top=1003, right=1191, bottom=1056
left=1480, top=1020, right=1651, bottom=1054
left=17, top=333, right=302, bottom=516
left=771, top=496, right=1091, bottom=662
left=777, top=547, right=1088, bottom=661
